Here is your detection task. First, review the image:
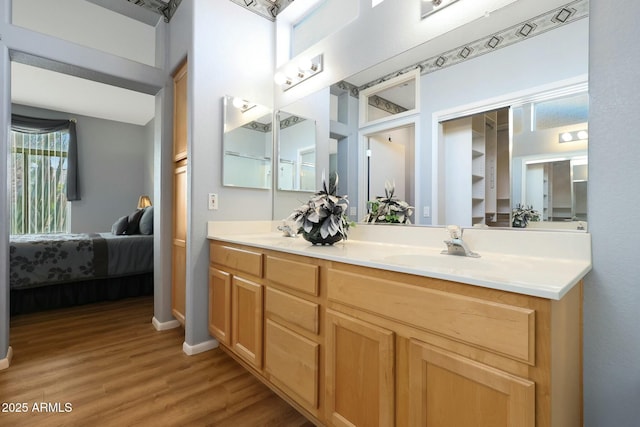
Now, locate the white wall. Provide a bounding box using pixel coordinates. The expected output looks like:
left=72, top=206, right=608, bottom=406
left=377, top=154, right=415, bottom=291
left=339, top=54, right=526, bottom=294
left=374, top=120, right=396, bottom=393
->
left=179, top=0, right=274, bottom=347
left=585, top=0, right=640, bottom=425
left=12, top=104, right=153, bottom=233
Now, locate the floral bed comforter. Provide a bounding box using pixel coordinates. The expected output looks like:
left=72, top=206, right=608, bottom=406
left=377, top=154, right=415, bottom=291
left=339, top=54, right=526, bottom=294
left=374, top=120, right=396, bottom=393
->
left=9, top=233, right=153, bottom=290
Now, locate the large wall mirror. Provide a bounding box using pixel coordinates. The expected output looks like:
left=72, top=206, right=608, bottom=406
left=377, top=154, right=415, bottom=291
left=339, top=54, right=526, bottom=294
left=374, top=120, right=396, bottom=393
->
left=222, top=95, right=273, bottom=189
left=273, top=0, right=589, bottom=231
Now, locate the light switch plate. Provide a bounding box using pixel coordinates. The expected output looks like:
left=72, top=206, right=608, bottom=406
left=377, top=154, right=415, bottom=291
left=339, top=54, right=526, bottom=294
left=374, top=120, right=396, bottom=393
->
left=423, top=206, right=430, bottom=218
left=208, top=193, right=218, bottom=210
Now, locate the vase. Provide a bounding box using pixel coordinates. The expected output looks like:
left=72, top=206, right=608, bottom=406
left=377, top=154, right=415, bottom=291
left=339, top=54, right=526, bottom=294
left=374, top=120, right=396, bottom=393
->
left=300, top=224, right=344, bottom=245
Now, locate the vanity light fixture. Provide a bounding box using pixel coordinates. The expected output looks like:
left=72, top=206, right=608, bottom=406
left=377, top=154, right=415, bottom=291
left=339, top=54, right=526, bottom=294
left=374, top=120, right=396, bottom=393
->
left=274, top=54, right=323, bottom=91
left=559, top=129, right=588, bottom=143
left=421, top=0, right=460, bottom=18
left=232, top=97, right=256, bottom=113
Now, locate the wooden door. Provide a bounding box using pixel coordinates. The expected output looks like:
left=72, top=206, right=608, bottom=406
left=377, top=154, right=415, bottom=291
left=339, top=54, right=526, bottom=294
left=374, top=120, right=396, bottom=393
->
left=208, top=267, right=231, bottom=345
left=173, top=60, right=188, bottom=162
left=325, top=310, right=394, bottom=427
left=171, top=160, right=187, bottom=325
left=408, top=339, right=535, bottom=427
left=231, top=276, right=263, bottom=369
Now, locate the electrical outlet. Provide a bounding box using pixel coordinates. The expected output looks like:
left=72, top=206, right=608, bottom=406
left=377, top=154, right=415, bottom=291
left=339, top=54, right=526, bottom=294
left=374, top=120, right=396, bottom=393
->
left=423, top=206, right=430, bottom=218
left=350, top=207, right=357, bottom=217
left=208, top=193, right=218, bottom=210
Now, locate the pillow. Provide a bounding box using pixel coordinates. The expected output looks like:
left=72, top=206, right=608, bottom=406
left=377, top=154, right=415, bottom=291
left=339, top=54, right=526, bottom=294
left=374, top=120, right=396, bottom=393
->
left=125, top=209, right=145, bottom=235
left=111, top=215, right=128, bottom=235
left=138, top=206, right=154, bottom=235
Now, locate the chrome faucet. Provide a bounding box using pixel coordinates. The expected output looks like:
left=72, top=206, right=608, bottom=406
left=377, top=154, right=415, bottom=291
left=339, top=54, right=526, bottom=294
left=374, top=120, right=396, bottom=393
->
left=441, top=225, right=480, bottom=258
left=277, top=223, right=298, bottom=237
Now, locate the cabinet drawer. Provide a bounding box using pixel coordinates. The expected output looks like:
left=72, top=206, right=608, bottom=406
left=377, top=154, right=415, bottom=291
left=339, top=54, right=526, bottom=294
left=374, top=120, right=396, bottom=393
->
left=266, top=287, right=319, bottom=335
left=327, top=268, right=535, bottom=364
left=266, top=256, right=319, bottom=296
left=265, top=320, right=319, bottom=410
left=210, top=243, right=263, bottom=278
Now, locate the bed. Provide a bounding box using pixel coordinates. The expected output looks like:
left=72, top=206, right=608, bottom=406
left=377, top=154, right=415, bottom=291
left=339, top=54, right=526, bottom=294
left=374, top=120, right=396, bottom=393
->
left=9, top=232, right=154, bottom=315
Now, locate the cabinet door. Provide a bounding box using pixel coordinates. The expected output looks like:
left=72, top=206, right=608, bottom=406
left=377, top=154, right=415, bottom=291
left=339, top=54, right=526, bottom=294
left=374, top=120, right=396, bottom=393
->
left=325, top=310, right=394, bottom=427
left=265, top=319, right=319, bottom=411
left=232, top=276, right=263, bottom=369
left=171, top=160, right=187, bottom=325
left=208, top=267, right=231, bottom=346
left=408, top=339, right=535, bottom=427
left=172, top=60, right=188, bottom=162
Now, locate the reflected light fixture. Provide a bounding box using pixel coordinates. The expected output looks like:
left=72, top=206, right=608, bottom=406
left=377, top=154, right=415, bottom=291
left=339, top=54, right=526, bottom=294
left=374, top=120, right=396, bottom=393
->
left=137, top=195, right=152, bottom=209
left=421, top=0, right=460, bottom=18
left=232, top=97, right=256, bottom=113
left=559, top=129, right=588, bottom=143
left=274, top=54, right=323, bottom=91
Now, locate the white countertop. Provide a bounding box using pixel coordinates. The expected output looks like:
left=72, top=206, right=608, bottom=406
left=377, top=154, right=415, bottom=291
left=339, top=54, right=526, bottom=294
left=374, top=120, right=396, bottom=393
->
left=207, top=221, right=592, bottom=300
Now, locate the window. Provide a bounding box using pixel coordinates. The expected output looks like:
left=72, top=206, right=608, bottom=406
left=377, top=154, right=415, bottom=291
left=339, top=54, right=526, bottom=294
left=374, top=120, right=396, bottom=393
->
left=10, top=129, right=70, bottom=234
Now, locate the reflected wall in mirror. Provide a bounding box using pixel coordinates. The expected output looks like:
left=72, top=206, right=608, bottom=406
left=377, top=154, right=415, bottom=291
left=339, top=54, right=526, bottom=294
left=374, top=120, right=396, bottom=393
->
left=277, top=112, right=316, bottom=191
left=222, top=95, right=272, bottom=189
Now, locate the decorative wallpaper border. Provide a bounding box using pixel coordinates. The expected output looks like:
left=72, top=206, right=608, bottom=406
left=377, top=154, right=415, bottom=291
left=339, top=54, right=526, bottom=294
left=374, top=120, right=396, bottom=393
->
left=242, top=121, right=272, bottom=133
left=356, top=0, right=589, bottom=94
left=126, top=0, right=182, bottom=22
left=228, top=0, right=295, bottom=21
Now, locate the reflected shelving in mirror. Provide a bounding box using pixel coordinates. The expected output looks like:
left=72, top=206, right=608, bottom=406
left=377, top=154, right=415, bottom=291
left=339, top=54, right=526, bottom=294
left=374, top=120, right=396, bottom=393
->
left=222, top=95, right=273, bottom=189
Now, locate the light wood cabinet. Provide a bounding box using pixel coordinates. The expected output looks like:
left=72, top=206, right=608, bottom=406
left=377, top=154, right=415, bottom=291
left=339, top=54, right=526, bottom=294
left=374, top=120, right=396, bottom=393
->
left=325, top=309, right=395, bottom=427
left=409, top=339, right=535, bottom=427
left=172, top=59, right=188, bottom=326
left=231, top=276, right=263, bottom=369
left=171, top=160, right=187, bottom=325
left=265, top=319, right=319, bottom=410
left=208, top=240, right=582, bottom=427
left=173, top=60, right=188, bottom=162
left=208, top=267, right=231, bottom=346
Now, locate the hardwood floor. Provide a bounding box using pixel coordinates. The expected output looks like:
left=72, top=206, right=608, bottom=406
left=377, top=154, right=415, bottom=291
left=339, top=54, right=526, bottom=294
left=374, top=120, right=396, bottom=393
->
left=0, top=296, right=315, bottom=427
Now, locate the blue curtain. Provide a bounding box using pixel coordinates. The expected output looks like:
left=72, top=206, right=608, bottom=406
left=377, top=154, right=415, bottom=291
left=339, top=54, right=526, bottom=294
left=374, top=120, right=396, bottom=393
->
left=10, top=114, right=80, bottom=201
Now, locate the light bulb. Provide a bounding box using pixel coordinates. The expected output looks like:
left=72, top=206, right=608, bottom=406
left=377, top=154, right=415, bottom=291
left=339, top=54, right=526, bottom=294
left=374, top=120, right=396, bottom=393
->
left=298, top=58, right=313, bottom=72
left=285, top=63, right=301, bottom=78
left=232, top=97, right=244, bottom=109
left=561, top=132, right=573, bottom=142
left=577, top=130, right=588, bottom=140
left=274, top=72, right=288, bottom=85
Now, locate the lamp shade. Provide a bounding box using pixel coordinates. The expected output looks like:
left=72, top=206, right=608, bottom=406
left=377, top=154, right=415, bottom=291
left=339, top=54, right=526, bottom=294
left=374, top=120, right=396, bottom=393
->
left=137, top=195, right=152, bottom=209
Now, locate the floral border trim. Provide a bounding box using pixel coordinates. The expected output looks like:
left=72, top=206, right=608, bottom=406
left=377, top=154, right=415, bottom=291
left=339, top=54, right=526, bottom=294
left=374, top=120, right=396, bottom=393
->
left=242, top=121, right=272, bottom=133
left=228, top=0, right=295, bottom=21
left=126, top=0, right=182, bottom=22
left=279, top=114, right=306, bottom=130
left=358, top=0, right=589, bottom=93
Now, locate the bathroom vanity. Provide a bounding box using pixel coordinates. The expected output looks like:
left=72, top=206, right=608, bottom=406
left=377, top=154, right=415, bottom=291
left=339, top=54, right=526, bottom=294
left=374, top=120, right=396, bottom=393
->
left=207, top=221, right=591, bottom=427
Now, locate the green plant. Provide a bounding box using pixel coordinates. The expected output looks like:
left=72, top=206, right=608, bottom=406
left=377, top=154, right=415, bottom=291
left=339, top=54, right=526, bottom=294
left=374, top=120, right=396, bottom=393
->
left=363, top=181, right=414, bottom=224
left=288, top=173, right=353, bottom=243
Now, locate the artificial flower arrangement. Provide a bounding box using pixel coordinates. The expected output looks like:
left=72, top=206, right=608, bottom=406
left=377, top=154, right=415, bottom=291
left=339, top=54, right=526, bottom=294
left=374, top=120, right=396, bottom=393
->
left=363, top=180, right=414, bottom=224
left=288, top=173, right=353, bottom=245
left=512, top=203, right=541, bottom=228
